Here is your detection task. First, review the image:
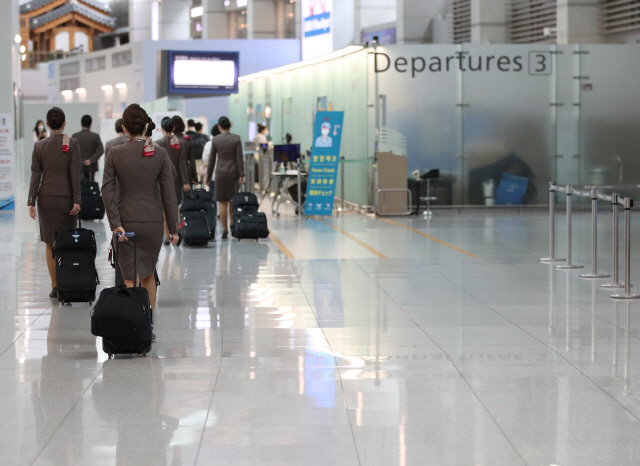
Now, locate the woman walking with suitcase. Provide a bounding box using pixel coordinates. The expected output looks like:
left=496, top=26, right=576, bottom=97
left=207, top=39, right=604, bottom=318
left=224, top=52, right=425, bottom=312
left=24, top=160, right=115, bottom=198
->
left=27, top=107, right=81, bottom=298
left=101, top=104, right=180, bottom=318
left=206, top=117, right=245, bottom=239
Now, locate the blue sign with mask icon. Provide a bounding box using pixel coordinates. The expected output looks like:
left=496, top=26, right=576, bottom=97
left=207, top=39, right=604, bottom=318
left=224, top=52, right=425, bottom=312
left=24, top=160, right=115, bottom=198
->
left=304, top=111, right=344, bottom=216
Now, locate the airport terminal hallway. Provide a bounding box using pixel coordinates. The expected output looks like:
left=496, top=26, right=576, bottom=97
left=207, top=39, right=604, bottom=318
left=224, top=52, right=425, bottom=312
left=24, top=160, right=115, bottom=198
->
left=1, top=207, right=640, bottom=466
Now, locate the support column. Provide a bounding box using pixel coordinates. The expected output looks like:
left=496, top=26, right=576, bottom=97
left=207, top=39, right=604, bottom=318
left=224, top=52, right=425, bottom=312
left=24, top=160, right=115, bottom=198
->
left=202, top=0, right=228, bottom=39
left=160, top=0, right=191, bottom=40
left=247, top=0, right=277, bottom=40
left=556, top=0, right=600, bottom=44
left=129, top=0, right=153, bottom=42
left=471, top=0, right=507, bottom=43
left=396, top=0, right=447, bottom=44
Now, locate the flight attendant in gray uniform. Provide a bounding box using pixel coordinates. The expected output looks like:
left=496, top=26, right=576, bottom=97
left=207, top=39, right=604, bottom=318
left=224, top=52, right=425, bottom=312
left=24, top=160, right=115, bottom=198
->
left=172, top=116, right=198, bottom=185
left=206, top=117, right=245, bottom=239
left=102, top=104, right=180, bottom=318
left=156, top=117, right=191, bottom=244
left=27, top=107, right=81, bottom=298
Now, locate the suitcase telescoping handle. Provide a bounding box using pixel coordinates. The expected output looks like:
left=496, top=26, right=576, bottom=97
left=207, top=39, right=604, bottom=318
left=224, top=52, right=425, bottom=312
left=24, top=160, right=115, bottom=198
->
left=115, top=232, right=139, bottom=287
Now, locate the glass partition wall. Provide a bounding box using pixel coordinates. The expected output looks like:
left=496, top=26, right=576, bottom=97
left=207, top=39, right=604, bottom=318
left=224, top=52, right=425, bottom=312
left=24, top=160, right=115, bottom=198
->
left=229, top=45, right=640, bottom=206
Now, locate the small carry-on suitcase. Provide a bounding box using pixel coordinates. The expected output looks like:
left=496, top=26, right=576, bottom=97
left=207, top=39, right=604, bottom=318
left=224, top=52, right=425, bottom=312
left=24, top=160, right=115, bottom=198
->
left=53, top=219, right=99, bottom=303
left=193, top=188, right=217, bottom=239
left=92, top=233, right=153, bottom=358
left=231, top=192, right=259, bottom=210
left=231, top=207, right=270, bottom=240
left=180, top=210, right=211, bottom=247
left=80, top=174, right=105, bottom=220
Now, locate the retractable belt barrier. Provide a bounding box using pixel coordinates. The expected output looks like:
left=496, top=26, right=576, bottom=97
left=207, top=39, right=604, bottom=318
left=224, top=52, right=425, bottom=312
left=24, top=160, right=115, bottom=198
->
left=540, top=183, right=639, bottom=300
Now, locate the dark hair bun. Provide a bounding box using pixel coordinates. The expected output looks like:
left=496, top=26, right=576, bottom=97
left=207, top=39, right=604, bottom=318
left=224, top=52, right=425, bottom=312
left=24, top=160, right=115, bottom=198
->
left=46, top=107, right=65, bottom=130
left=122, top=104, right=149, bottom=136
left=145, top=116, right=156, bottom=137
left=161, top=117, right=174, bottom=133
left=218, top=116, right=231, bottom=130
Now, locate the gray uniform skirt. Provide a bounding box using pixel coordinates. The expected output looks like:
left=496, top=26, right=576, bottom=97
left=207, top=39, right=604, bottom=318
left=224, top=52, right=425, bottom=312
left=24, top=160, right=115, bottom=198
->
left=117, top=221, right=164, bottom=280
left=37, top=196, right=77, bottom=246
left=214, top=171, right=239, bottom=202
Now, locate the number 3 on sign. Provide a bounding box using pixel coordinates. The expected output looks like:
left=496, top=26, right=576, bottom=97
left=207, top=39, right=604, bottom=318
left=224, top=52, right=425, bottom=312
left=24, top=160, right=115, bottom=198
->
left=528, top=52, right=552, bottom=76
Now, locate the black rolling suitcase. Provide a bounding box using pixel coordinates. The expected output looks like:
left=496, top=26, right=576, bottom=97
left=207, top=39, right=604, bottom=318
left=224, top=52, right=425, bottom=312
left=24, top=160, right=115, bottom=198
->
left=230, top=192, right=269, bottom=240
left=231, top=208, right=270, bottom=240
left=193, top=188, right=217, bottom=239
left=53, top=219, right=99, bottom=304
left=80, top=174, right=105, bottom=220
left=180, top=211, right=211, bottom=247
left=92, top=233, right=153, bottom=358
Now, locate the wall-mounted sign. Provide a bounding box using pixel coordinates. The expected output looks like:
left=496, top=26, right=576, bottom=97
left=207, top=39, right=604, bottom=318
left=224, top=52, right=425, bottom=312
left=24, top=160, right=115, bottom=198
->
left=374, top=50, right=553, bottom=77
left=305, top=111, right=344, bottom=216
left=0, top=115, right=15, bottom=211
left=302, top=0, right=333, bottom=61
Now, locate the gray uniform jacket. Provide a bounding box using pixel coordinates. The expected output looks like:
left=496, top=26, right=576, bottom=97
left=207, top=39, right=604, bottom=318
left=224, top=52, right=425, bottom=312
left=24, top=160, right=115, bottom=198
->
left=155, top=136, right=190, bottom=186
left=72, top=129, right=104, bottom=172
left=104, top=134, right=128, bottom=157
left=101, top=141, right=179, bottom=234
left=28, top=134, right=81, bottom=206
left=174, top=132, right=198, bottom=183
left=206, top=133, right=244, bottom=181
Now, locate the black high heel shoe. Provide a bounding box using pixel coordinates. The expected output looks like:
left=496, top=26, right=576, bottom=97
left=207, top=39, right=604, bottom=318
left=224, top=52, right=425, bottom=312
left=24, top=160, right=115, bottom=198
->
left=222, top=230, right=228, bottom=239
left=49, top=287, right=58, bottom=298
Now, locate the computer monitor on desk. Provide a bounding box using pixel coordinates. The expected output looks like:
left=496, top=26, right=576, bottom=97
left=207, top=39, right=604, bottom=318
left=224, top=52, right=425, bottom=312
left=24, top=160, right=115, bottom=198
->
left=273, top=144, right=301, bottom=164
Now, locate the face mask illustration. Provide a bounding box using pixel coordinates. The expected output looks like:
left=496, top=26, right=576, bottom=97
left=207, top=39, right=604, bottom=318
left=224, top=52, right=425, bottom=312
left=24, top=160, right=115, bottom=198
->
left=321, top=128, right=330, bottom=137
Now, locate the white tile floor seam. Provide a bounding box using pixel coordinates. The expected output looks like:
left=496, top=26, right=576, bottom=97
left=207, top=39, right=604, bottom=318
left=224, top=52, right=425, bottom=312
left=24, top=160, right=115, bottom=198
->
left=4, top=208, right=640, bottom=465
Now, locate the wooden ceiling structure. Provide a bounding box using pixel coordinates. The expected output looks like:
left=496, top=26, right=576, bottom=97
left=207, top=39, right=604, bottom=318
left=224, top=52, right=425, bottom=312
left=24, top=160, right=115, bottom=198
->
left=19, top=0, right=115, bottom=68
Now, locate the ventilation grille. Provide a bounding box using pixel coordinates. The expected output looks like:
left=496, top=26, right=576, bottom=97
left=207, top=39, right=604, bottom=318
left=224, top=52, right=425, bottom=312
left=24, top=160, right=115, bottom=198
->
left=601, top=0, right=640, bottom=34
left=510, top=0, right=557, bottom=43
left=108, top=0, right=129, bottom=29
left=452, top=0, right=471, bottom=43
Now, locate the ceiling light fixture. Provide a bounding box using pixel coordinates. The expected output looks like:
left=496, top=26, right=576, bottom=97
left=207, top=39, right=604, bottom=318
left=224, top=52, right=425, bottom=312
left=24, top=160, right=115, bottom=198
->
left=101, top=84, right=113, bottom=91
left=75, top=88, right=86, bottom=94
left=61, top=90, right=73, bottom=96
left=116, top=83, right=127, bottom=89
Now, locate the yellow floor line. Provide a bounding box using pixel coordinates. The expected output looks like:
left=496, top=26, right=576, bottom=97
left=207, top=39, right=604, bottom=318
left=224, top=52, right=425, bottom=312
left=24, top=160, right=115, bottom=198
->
left=269, top=232, right=296, bottom=260
left=378, top=217, right=478, bottom=258
left=314, top=218, right=388, bottom=259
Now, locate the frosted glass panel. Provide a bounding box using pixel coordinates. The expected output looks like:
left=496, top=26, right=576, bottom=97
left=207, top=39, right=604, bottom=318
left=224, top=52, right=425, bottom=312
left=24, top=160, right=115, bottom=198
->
left=578, top=45, right=640, bottom=193
left=374, top=45, right=463, bottom=204
left=461, top=44, right=556, bottom=205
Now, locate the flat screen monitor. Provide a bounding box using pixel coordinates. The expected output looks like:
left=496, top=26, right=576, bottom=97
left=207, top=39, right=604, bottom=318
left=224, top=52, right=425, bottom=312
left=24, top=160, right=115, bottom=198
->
left=168, top=50, right=239, bottom=95
left=274, top=144, right=301, bottom=163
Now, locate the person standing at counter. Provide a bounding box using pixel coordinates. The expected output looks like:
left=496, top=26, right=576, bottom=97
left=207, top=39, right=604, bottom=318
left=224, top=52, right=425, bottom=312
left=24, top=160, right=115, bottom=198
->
left=206, top=117, right=244, bottom=239
left=72, top=115, right=104, bottom=182
left=27, top=107, right=81, bottom=298
left=172, top=116, right=198, bottom=185
left=102, top=104, right=180, bottom=317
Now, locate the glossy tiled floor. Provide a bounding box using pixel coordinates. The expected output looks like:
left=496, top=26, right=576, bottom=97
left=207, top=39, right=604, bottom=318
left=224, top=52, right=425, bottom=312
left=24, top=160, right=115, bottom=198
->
left=3, top=204, right=640, bottom=465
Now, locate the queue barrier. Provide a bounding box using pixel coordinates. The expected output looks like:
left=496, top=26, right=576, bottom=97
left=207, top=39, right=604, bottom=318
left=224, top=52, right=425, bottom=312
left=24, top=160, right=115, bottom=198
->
left=540, top=183, right=639, bottom=300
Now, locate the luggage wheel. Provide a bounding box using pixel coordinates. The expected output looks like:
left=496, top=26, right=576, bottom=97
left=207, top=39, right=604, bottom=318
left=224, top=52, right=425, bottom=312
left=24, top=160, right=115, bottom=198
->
left=142, top=352, right=147, bottom=357
left=107, top=352, right=114, bottom=359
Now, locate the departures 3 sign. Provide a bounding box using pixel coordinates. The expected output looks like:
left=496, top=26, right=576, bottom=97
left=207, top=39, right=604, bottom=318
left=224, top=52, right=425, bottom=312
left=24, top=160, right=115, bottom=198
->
left=374, top=51, right=553, bottom=77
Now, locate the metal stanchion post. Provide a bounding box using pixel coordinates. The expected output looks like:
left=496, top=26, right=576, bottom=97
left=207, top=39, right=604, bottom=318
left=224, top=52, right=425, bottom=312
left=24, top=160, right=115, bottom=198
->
left=540, top=184, right=566, bottom=262
left=612, top=197, right=639, bottom=299
left=580, top=188, right=610, bottom=279
left=602, top=193, right=624, bottom=289
left=556, top=186, right=583, bottom=270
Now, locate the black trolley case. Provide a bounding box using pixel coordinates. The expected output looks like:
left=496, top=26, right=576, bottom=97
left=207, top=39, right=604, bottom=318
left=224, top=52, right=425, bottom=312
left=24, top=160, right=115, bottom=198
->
left=91, top=233, right=153, bottom=358
left=53, top=218, right=99, bottom=304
